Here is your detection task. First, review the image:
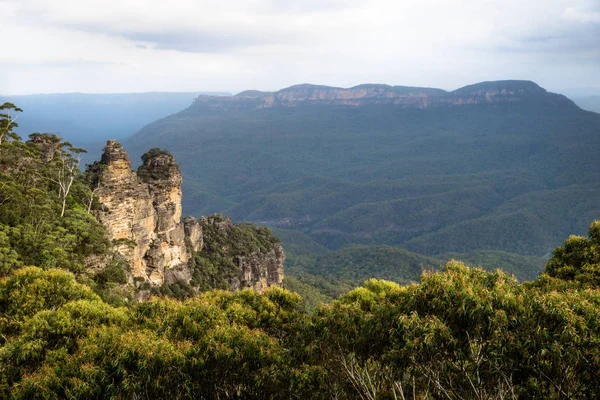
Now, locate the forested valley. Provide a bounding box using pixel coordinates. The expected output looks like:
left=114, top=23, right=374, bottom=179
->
left=1, top=100, right=600, bottom=399
left=122, top=82, right=600, bottom=293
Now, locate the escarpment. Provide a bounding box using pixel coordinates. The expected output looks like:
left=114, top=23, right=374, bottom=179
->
left=193, top=80, right=576, bottom=110
left=90, top=140, right=284, bottom=293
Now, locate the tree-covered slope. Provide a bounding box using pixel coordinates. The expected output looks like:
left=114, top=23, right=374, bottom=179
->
left=439, top=249, right=545, bottom=280
left=0, top=103, right=111, bottom=276
left=287, top=245, right=440, bottom=285
left=3, top=220, right=600, bottom=399
left=123, top=81, right=600, bottom=263
left=279, top=236, right=545, bottom=306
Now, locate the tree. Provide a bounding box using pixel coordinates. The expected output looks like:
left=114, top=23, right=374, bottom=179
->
left=83, top=161, right=107, bottom=213
left=545, top=220, right=600, bottom=285
left=46, top=139, right=88, bottom=218
left=0, top=102, right=22, bottom=145
left=0, top=225, right=21, bottom=276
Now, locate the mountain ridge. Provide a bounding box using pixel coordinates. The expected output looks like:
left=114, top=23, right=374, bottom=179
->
left=197, top=80, right=576, bottom=110
left=124, top=78, right=600, bottom=267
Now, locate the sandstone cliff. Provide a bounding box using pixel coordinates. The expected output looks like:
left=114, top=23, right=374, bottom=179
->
left=92, top=141, right=194, bottom=286
left=90, top=141, right=284, bottom=293
left=196, top=214, right=285, bottom=293
left=193, top=80, right=576, bottom=110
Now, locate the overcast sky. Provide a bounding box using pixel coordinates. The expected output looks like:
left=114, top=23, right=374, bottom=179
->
left=1, top=0, right=598, bottom=95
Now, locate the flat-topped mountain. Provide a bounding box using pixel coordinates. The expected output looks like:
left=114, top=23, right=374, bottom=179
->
left=195, top=80, right=575, bottom=110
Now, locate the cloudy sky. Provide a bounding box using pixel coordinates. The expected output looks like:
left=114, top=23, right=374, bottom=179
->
left=1, top=0, right=598, bottom=94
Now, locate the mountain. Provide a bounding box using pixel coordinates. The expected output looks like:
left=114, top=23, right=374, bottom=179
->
left=196, top=80, right=572, bottom=109
left=0, top=92, right=228, bottom=145
left=122, top=80, right=600, bottom=277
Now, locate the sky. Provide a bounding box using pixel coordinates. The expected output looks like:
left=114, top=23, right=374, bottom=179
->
left=0, top=0, right=599, bottom=95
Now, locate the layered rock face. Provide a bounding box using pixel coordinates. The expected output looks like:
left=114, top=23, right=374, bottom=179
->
left=193, top=80, right=575, bottom=110
left=198, top=214, right=285, bottom=292
left=94, top=141, right=198, bottom=285
left=92, top=140, right=284, bottom=292
left=235, top=244, right=285, bottom=292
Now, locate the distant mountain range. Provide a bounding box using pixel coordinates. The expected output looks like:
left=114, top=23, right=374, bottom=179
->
left=196, top=80, right=576, bottom=109
left=0, top=92, right=229, bottom=145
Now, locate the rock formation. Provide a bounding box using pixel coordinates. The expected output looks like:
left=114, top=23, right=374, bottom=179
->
left=92, top=141, right=196, bottom=286
left=91, top=140, right=284, bottom=293
left=235, top=244, right=285, bottom=292
left=198, top=214, right=285, bottom=293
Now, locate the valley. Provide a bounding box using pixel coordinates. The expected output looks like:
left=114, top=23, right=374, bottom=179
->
left=114, top=80, right=600, bottom=290
left=4, top=80, right=598, bottom=299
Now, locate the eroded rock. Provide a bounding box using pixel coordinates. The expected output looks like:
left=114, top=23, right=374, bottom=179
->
left=93, top=141, right=199, bottom=286
left=91, top=141, right=284, bottom=294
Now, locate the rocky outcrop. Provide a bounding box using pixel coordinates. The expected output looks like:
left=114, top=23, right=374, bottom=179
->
left=138, top=149, right=190, bottom=284
left=193, top=80, right=576, bottom=110
left=234, top=244, right=285, bottom=292
left=91, top=141, right=284, bottom=293
left=93, top=141, right=200, bottom=286
left=28, top=133, right=63, bottom=162
left=198, top=214, right=285, bottom=293
left=184, top=216, right=203, bottom=252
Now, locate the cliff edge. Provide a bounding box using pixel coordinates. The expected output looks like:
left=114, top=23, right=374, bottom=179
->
left=193, top=80, right=576, bottom=110
left=89, top=140, right=284, bottom=294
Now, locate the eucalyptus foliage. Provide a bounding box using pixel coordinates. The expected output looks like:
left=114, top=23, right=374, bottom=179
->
left=1, top=234, right=600, bottom=399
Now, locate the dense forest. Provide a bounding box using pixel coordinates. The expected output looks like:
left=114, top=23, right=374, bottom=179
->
left=1, top=100, right=600, bottom=398
left=2, top=231, right=600, bottom=398
left=0, top=102, right=110, bottom=275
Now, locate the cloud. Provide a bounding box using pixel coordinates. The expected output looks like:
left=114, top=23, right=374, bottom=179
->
left=492, top=24, right=599, bottom=56
left=77, top=26, right=306, bottom=54
left=0, top=59, right=120, bottom=68
left=4, top=0, right=345, bottom=53
left=492, top=4, right=600, bottom=56
left=563, top=0, right=600, bottom=23
left=128, top=31, right=274, bottom=53
left=0, top=0, right=598, bottom=94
